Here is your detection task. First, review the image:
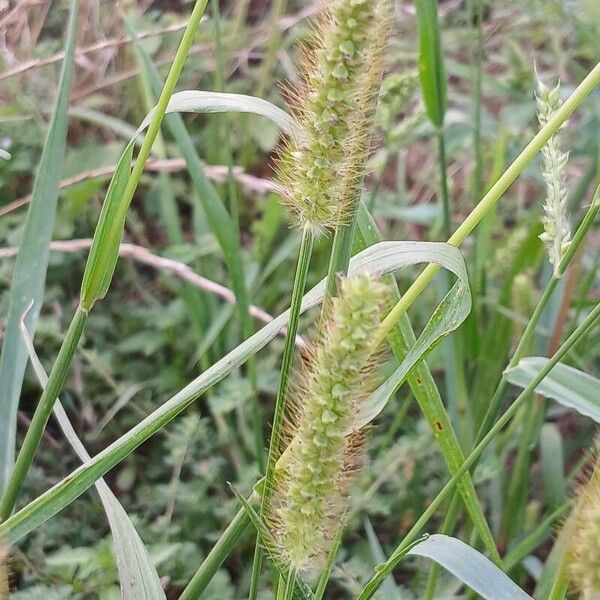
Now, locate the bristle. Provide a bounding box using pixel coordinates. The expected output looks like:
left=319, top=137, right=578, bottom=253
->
left=276, top=0, right=393, bottom=232
left=536, top=78, right=571, bottom=277
left=567, top=437, right=600, bottom=598
left=270, top=274, right=390, bottom=570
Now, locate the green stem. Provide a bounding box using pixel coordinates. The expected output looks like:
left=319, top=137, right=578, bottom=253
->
left=118, top=0, right=209, bottom=239
left=0, top=307, right=88, bottom=519
left=372, top=60, right=600, bottom=348
left=478, top=183, right=599, bottom=439
left=314, top=526, right=343, bottom=600
left=249, top=226, right=314, bottom=599
left=178, top=506, right=250, bottom=600
left=357, top=300, right=600, bottom=600
left=470, top=0, right=485, bottom=203
left=283, top=570, right=296, bottom=600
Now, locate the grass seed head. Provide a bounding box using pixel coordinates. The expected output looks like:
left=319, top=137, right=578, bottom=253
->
left=536, top=78, right=572, bottom=277
left=567, top=438, right=600, bottom=599
left=270, top=274, right=390, bottom=570
left=277, top=0, right=392, bottom=232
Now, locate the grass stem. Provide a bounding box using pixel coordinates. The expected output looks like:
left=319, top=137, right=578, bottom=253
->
left=0, top=308, right=88, bottom=519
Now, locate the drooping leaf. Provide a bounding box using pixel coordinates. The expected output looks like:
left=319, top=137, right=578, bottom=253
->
left=353, top=243, right=470, bottom=429
left=0, top=0, right=79, bottom=495
left=408, top=535, right=533, bottom=600
left=138, top=90, right=303, bottom=141
left=505, top=357, right=600, bottom=422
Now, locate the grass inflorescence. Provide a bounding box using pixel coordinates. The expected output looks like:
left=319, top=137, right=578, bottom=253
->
left=270, top=274, right=390, bottom=570
left=276, top=0, right=392, bottom=232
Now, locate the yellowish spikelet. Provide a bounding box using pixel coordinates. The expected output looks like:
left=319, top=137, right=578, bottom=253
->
left=270, top=274, right=390, bottom=571
left=277, top=0, right=393, bottom=232
left=567, top=437, right=600, bottom=599
left=536, top=78, right=572, bottom=276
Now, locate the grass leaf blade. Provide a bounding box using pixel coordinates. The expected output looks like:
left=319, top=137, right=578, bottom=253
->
left=415, top=0, right=447, bottom=127
left=408, top=535, right=532, bottom=600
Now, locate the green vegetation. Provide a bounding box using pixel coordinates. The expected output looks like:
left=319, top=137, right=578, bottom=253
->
left=0, top=1, right=599, bottom=598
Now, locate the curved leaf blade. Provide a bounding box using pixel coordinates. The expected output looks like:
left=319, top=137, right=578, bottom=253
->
left=354, top=244, right=470, bottom=429
left=139, top=90, right=303, bottom=141
left=505, top=357, right=600, bottom=422
left=408, top=535, right=532, bottom=600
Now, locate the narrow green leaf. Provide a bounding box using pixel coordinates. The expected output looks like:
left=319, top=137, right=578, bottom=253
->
left=408, top=535, right=532, bottom=600
left=0, top=241, right=472, bottom=544
left=505, top=357, right=600, bottom=422
left=415, top=0, right=447, bottom=127
left=20, top=316, right=165, bottom=600
left=80, top=141, right=135, bottom=309
left=357, top=204, right=498, bottom=562
left=355, top=244, right=470, bottom=428
left=0, top=0, right=79, bottom=495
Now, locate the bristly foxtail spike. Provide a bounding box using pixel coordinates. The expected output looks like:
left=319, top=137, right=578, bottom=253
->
left=566, top=437, right=600, bottom=599
left=276, top=0, right=393, bottom=233
left=269, top=274, right=391, bottom=571
left=535, top=75, right=572, bottom=277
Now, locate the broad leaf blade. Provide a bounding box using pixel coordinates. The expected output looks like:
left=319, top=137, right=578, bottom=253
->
left=21, top=319, right=165, bottom=600
left=1, top=241, right=472, bottom=544
left=408, top=535, right=532, bottom=600
left=505, top=357, right=600, bottom=422
left=0, top=0, right=79, bottom=495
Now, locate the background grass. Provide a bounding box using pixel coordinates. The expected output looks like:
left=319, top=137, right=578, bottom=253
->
left=1, top=1, right=599, bottom=598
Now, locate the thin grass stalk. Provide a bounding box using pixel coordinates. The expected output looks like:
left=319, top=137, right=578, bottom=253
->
left=469, top=0, right=485, bottom=203
left=250, top=226, right=314, bottom=598
left=357, top=299, right=600, bottom=600
left=547, top=549, right=570, bottom=600
left=313, top=526, right=343, bottom=600
left=0, top=0, right=209, bottom=520
left=371, top=60, right=600, bottom=349
left=436, top=128, right=472, bottom=448
left=0, top=308, right=87, bottom=519
left=478, top=184, right=599, bottom=439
